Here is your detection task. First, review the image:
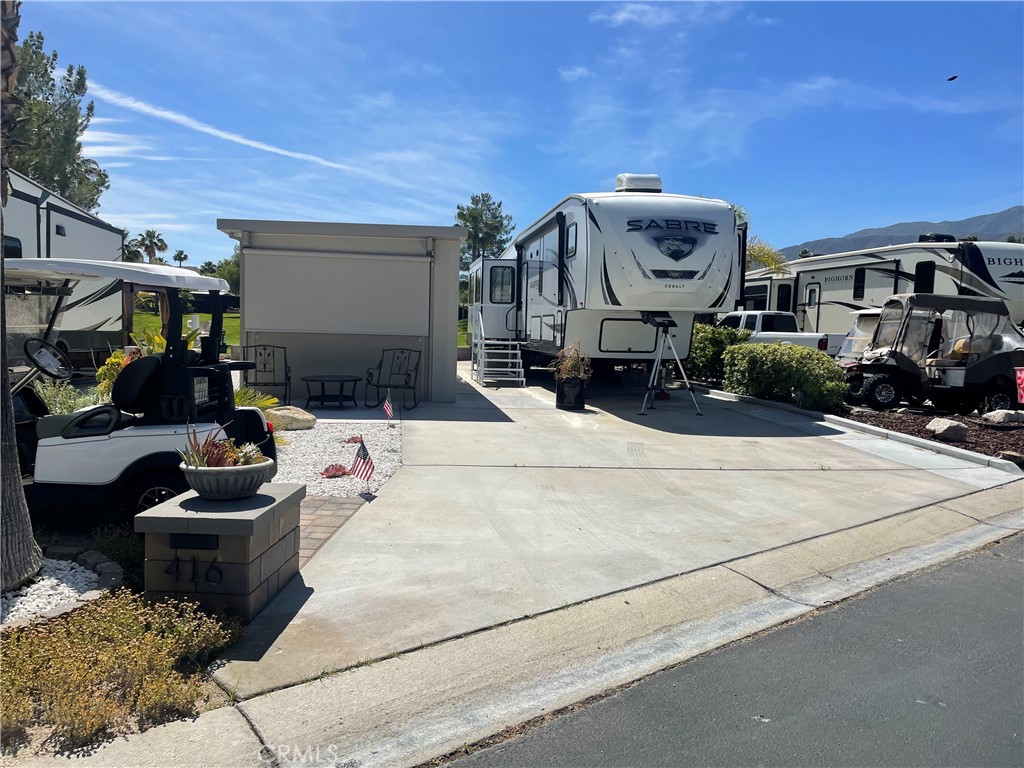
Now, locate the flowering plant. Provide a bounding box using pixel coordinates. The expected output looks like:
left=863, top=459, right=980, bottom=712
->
left=178, top=426, right=265, bottom=467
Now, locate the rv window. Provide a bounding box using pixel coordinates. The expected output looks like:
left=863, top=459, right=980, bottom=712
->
left=776, top=284, right=792, bottom=313
left=55, top=225, right=67, bottom=237
left=489, top=266, right=514, bottom=304
left=853, top=268, right=865, bottom=301
left=743, top=284, right=768, bottom=311
left=807, top=288, right=818, bottom=308
left=2, top=235, right=22, bottom=258
left=566, top=223, right=577, bottom=257
left=915, top=261, right=936, bottom=294
left=743, top=315, right=758, bottom=331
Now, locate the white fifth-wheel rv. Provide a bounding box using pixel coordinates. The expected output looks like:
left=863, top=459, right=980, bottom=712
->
left=469, top=174, right=745, bottom=378
left=2, top=169, right=125, bottom=365
left=742, top=236, right=1024, bottom=335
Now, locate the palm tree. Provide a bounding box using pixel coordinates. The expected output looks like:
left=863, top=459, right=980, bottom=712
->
left=745, top=235, right=787, bottom=272
left=2, top=0, right=44, bottom=591
left=172, top=248, right=188, bottom=267
left=135, top=229, right=167, bottom=264
left=122, top=230, right=144, bottom=262
left=199, top=260, right=217, bottom=275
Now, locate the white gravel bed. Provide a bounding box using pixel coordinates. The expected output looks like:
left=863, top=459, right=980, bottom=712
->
left=1, top=558, right=100, bottom=625
left=273, top=420, right=402, bottom=496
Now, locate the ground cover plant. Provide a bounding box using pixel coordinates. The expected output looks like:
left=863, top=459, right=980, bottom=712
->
left=0, top=590, right=240, bottom=754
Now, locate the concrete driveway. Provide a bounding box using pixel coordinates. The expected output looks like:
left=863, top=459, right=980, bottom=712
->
left=213, top=364, right=1017, bottom=698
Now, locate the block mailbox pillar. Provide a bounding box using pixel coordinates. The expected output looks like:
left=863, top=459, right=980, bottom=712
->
left=135, top=483, right=305, bottom=622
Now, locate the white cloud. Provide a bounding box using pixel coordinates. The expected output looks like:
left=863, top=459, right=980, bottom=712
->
left=746, top=12, right=780, bottom=27
left=88, top=82, right=414, bottom=189
left=590, top=3, right=678, bottom=28
left=559, top=66, right=593, bottom=83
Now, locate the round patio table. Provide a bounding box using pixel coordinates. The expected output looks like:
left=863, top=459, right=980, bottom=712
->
left=301, top=374, right=361, bottom=409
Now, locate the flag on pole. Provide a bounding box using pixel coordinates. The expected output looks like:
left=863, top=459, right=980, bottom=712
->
left=350, top=440, right=375, bottom=482
left=383, top=391, right=393, bottom=421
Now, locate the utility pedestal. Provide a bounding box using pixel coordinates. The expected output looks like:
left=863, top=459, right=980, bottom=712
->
left=135, top=483, right=305, bottom=623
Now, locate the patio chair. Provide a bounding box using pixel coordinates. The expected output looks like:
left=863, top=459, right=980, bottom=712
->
left=239, top=344, right=291, bottom=405
left=366, top=347, right=421, bottom=410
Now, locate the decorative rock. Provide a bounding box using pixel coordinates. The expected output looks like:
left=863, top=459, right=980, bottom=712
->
left=76, top=550, right=109, bottom=570
left=94, top=561, right=124, bottom=576
left=926, top=417, right=968, bottom=442
left=267, top=406, right=317, bottom=430
left=982, top=409, right=1024, bottom=424
left=45, top=544, right=85, bottom=560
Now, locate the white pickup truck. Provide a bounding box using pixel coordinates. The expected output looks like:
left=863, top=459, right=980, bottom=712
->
left=717, top=311, right=845, bottom=356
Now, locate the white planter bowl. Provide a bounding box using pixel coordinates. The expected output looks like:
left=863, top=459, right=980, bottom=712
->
left=179, top=459, right=276, bottom=501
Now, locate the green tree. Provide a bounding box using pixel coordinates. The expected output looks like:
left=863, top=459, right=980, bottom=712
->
left=746, top=235, right=787, bottom=272
left=455, top=192, right=514, bottom=270
left=172, top=248, right=188, bottom=267
left=199, top=260, right=217, bottom=275
left=135, top=229, right=167, bottom=264
left=963, top=234, right=979, bottom=242
left=797, top=248, right=813, bottom=259
left=8, top=30, right=108, bottom=211
left=215, top=244, right=240, bottom=294
left=2, top=0, right=44, bottom=590
left=121, top=231, right=144, bottom=262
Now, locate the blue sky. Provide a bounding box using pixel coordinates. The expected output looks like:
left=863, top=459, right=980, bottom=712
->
left=21, top=1, right=1024, bottom=265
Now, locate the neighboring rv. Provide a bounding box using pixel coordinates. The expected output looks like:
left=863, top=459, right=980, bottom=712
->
left=2, top=169, right=124, bottom=365
left=469, top=174, right=745, bottom=374
left=742, top=236, right=1024, bottom=335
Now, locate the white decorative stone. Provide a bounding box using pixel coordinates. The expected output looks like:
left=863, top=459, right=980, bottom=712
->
left=267, top=406, right=317, bottom=430
left=926, top=417, right=968, bottom=442
left=981, top=409, right=1024, bottom=424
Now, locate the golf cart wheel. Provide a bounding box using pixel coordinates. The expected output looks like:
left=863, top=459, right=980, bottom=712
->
left=126, top=470, right=188, bottom=516
left=843, top=372, right=866, bottom=403
left=981, top=385, right=1019, bottom=414
left=863, top=374, right=902, bottom=410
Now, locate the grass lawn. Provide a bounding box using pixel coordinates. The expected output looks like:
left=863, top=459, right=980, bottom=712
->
left=457, top=318, right=468, bottom=348
left=133, top=312, right=240, bottom=348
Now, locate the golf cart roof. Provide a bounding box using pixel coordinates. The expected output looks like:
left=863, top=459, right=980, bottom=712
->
left=884, top=293, right=1011, bottom=316
left=4, top=259, right=230, bottom=292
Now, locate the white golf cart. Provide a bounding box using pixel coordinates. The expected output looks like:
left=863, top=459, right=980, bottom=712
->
left=6, top=258, right=276, bottom=523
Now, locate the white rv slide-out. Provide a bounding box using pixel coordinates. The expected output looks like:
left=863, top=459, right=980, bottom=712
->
left=469, top=174, right=745, bottom=370
left=743, top=237, right=1024, bottom=334
left=2, top=169, right=124, bottom=365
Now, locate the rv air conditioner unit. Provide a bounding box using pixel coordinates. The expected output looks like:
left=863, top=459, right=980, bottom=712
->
left=615, top=173, right=662, bottom=193
left=918, top=233, right=957, bottom=243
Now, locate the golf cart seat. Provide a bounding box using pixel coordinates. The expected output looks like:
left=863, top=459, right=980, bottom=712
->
left=35, top=355, right=161, bottom=440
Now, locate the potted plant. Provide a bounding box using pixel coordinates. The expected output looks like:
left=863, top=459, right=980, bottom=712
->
left=550, top=343, right=592, bottom=411
left=178, top=426, right=276, bottom=501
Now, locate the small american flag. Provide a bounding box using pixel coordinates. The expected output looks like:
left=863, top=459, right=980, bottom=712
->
left=383, top=392, right=393, bottom=421
left=350, top=440, right=375, bottom=481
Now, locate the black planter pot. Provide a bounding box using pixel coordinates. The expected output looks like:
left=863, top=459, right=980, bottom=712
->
left=555, top=377, right=587, bottom=410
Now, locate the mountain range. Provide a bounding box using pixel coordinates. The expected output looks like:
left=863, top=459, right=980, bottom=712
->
left=780, top=205, right=1024, bottom=259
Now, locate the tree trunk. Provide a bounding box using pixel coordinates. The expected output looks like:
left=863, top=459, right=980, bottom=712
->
left=2, top=0, right=42, bottom=591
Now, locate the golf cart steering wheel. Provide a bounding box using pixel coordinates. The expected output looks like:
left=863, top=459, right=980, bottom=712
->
left=23, top=338, right=73, bottom=381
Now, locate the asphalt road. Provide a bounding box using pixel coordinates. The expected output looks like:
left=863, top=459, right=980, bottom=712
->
left=451, top=534, right=1024, bottom=768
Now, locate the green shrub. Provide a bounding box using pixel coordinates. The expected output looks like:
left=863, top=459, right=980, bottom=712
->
left=0, top=591, right=241, bottom=752
left=686, top=322, right=751, bottom=385
left=33, top=379, right=106, bottom=414
left=722, top=343, right=848, bottom=412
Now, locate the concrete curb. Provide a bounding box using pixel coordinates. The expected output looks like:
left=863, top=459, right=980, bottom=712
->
left=696, top=385, right=1022, bottom=476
